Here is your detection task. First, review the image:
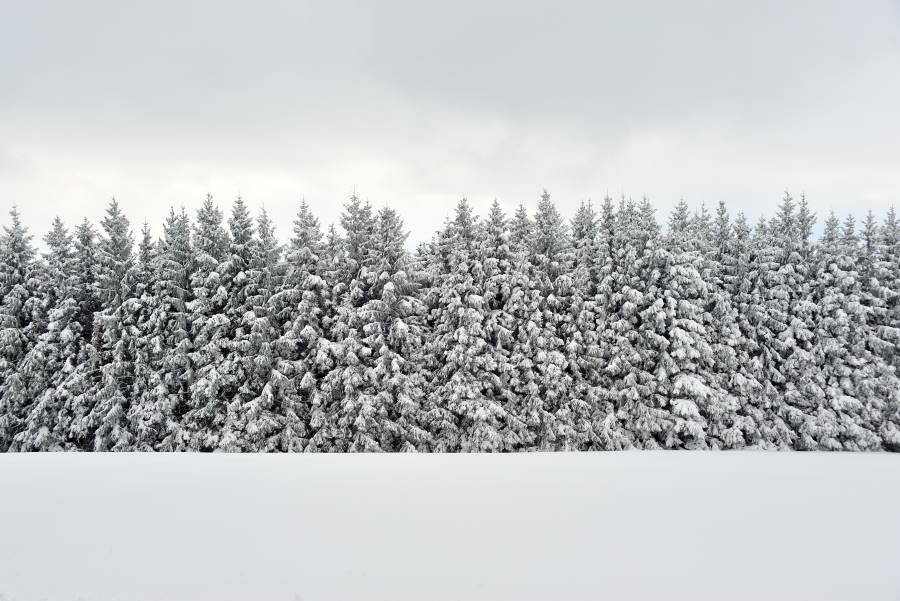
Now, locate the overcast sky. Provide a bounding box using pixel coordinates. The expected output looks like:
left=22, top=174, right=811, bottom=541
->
left=2, top=0, right=899, bottom=245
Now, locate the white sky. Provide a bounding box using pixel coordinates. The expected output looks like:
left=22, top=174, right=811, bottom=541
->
left=2, top=0, right=900, bottom=245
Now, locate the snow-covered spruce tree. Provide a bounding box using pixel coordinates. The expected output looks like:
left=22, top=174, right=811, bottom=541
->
left=66, top=199, right=137, bottom=451
left=47, top=219, right=103, bottom=449
left=506, top=193, right=563, bottom=450
left=127, top=208, right=194, bottom=450
left=96, top=198, right=135, bottom=308
left=706, top=204, right=767, bottom=447
left=529, top=190, right=590, bottom=450
left=594, top=200, right=651, bottom=447
left=806, top=214, right=883, bottom=450
left=313, top=194, right=402, bottom=451
left=880, top=208, right=900, bottom=357
left=873, top=207, right=900, bottom=448
left=590, top=196, right=638, bottom=450
left=184, top=197, right=254, bottom=451
left=424, top=198, right=515, bottom=452
left=510, top=203, right=533, bottom=253
left=492, top=203, right=541, bottom=449
left=71, top=218, right=102, bottom=339
left=561, top=200, right=607, bottom=449
left=235, top=208, right=290, bottom=451
left=183, top=195, right=230, bottom=450
left=14, top=296, right=84, bottom=451
left=12, top=218, right=84, bottom=450
left=415, top=219, right=462, bottom=448
left=742, top=194, right=810, bottom=448
left=859, top=209, right=900, bottom=367
left=264, top=201, right=333, bottom=452
left=13, top=217, right=72, bottom=395
left=628, top=199, right=716, bottom=449
left=270, top=200, right=323, bottom=327
left=0, top=207, right=39, bottom=450
left=114, top=221, right=159, bottom=450
left=781, top=194, right=823, bottom=448
left=37, top=217, right=73, bottom=307
left=857, top=211, right=900, bottom=449
left=357, top=206, right=429, bottom=451
left=680, top=202, right=742, bottom=448
left=606, top=199, right=677, bottom=449
left=477, top=200, right=528, bottom=449
left=320, top=201, right=428, bottom=452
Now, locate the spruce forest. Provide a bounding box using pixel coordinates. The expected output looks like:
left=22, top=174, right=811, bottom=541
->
left=0, top=190, right=898, bottom=452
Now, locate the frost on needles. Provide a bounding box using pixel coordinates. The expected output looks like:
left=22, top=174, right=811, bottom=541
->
left=0, top=190, right=898, bottom=452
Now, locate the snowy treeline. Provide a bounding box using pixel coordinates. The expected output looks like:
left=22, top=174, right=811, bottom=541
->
left=0, top=191, right=898, bottom=452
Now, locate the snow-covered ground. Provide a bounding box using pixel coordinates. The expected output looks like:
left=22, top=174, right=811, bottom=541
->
left=0, top=453, right=897, bottom=601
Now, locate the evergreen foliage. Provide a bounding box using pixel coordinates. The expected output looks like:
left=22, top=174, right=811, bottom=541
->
left=1, top=192, right=898, bottom=451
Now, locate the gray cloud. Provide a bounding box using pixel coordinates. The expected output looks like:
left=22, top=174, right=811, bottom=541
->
left=2, top=0, right=899, bottom=244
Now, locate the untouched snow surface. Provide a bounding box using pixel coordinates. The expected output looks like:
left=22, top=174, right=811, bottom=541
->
left=0, top=453, right=898, bottom=601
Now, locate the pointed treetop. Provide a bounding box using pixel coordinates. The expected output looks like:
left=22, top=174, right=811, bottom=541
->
left=842, top=214, right=857, bottom=245
left=668, top=199, right=690, bottom=234
left=571, top=200, right=598, bottom=243
left=138, top=220, right=155, bottom=267
left=822, top=211, right=841, bottom=244
left=291, top=198, right=322, bottom=251
left=253, top=206, right=281, bottom=270
left=43, top=216, right=72, bottom=261
left=229, top=196, right=254, bottom=250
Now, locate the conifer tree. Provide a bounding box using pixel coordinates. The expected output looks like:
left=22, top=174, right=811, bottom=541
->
left=0, top=191, right=899, bottom=453
left=425, top=199, right=518, bottom=451
left=236, top=208, right=287, bottom=451
left=96, top=198, right=134, bottom=308
left=185, top=197, right=253, bottom=450
left=266, top=200, right=331, bottom=452
left=0, top=207, right=38, bottom=449
left=72, top=219, right=102, bottom=339
left=314, top=195, right=398, bottom=451
left=185, top=196, right=230, bottom=449
left=129, top=208, right=194, bottom=450
left=13, top=218, right=81, bottom=450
